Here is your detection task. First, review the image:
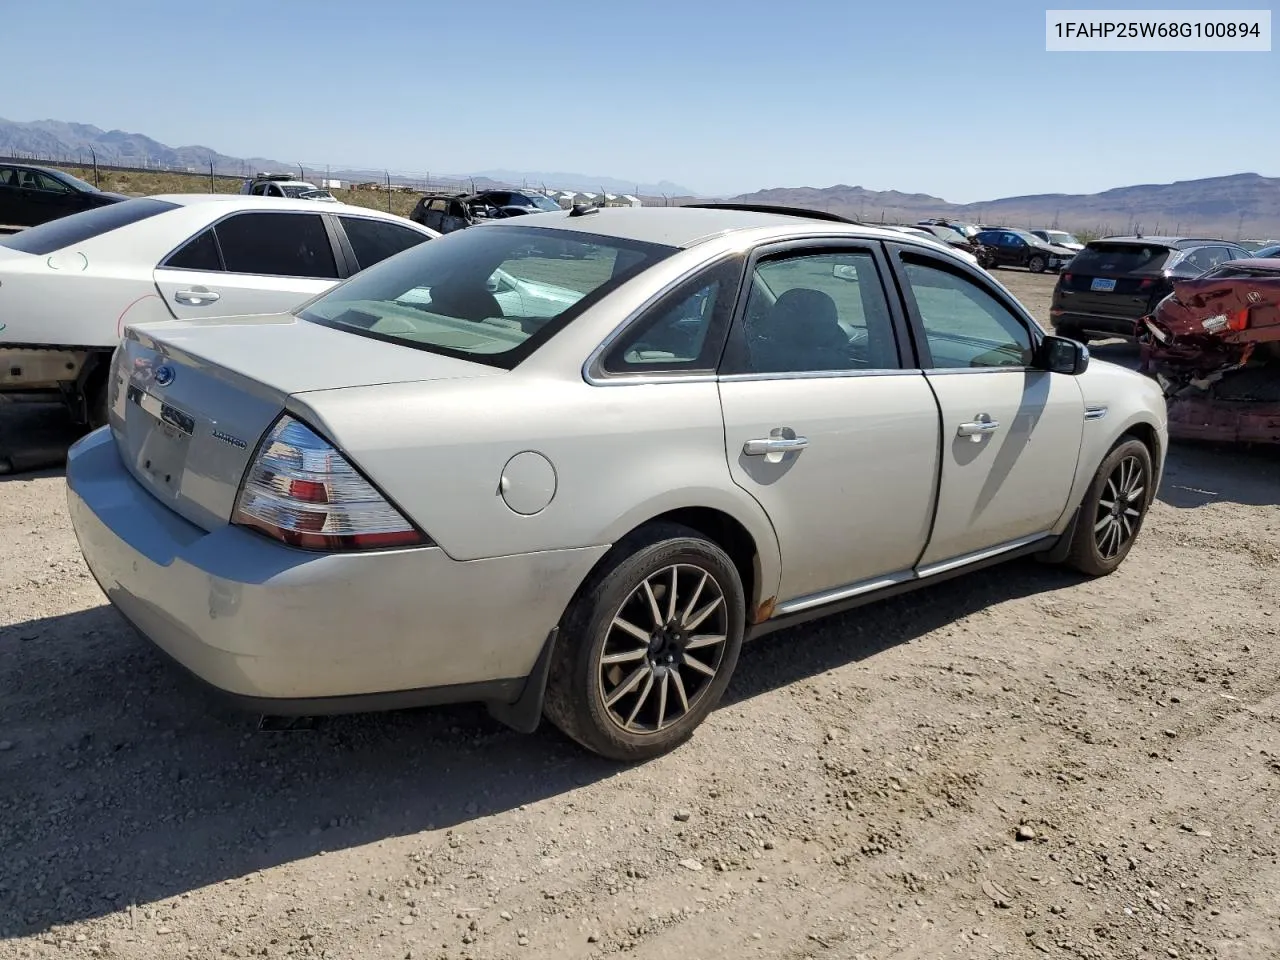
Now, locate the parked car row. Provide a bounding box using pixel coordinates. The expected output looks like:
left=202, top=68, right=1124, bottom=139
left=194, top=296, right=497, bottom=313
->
left=1049, top=235, right=1256, bottom=342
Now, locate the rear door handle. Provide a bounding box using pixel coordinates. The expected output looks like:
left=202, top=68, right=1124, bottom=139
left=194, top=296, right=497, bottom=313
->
left=174, top=287, right=221, bottom=306
left=743, top=433, right=810, bottom=457
left=957, top=414, right=1000, bottom=442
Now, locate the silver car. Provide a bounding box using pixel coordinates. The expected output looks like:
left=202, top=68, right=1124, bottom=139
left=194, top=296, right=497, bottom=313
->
left=65, top=204, right=1168, bottom=761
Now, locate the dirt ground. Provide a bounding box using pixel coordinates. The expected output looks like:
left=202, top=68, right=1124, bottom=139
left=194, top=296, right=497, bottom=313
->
left=2, top=271, right=1279, bottom=960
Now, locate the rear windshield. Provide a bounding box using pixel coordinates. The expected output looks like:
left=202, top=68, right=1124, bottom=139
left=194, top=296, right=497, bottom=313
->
left=0, top=198, right=177, bottom=255
left=299, top=224, right=677, bottom=368
left=1070, top=242, right=1173, bottom=275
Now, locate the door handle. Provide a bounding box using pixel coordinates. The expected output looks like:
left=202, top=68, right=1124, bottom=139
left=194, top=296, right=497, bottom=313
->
left=743, top=434, right=810, bottom=457
left=956, top=414, right=1001, bottom=442
left=174, top=287, right=221, bottom=306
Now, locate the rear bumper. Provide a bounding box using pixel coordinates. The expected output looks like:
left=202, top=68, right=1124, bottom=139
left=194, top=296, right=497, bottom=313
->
left=65, top=427, right=608, bottom=711
left=1167, top=396, right=1280, bottom=445
left=1050, top=310, right=1140, bottom=338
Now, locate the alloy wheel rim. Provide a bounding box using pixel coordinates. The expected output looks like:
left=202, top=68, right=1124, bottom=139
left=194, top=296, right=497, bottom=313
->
left=597, top=563, right=729, bottom=736
left=1094, top=455, right=1145, bottom=560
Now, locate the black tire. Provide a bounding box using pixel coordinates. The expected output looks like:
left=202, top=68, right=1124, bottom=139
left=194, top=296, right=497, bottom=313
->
left=543, top=522, right=746, bottom=761
left=1064, top=438, right=1153, bottom=577
left=1028, top=254, right=1047, bottom=274
left=85, top=375, right=109, bottom=429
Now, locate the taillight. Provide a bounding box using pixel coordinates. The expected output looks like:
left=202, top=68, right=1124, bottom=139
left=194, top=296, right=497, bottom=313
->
left=232, top=415, right=427, bottom=551
left=1227, top=308, right=1250, bottom=331
left=1061, top=272, right=1072, bottom=285
left=1137, top=279, right=1155, bottom=290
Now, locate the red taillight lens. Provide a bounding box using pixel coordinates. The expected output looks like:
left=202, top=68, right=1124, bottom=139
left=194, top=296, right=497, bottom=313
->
left=1137, top=279, right=1155, bottom=290
left=232, top=415, right=428, bottom=552
left=1227, top=308, right=1250, bottom=331
left=1061, top=273, right=1073, bottom=285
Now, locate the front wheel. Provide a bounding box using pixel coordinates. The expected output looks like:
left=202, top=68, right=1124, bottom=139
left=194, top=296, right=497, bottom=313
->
left=543, top=524, right=746, bottom=761
left=1028, top=254, right=1047, bottom=273
left=1064, top=438, right=1153, bottom=576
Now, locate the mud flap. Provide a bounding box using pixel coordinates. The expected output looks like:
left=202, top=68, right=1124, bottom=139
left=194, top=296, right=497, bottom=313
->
left=1034, top=507, right=1079, bottom=565
left=486, top=627, right=558, bottom=734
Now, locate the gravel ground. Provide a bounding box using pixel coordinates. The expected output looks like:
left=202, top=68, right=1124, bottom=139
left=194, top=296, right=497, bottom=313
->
left=2, top=271, right=1278, bottom=959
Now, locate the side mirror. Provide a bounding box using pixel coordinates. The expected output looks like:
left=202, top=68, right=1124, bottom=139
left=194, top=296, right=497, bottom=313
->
left=1038, top=334, right=1089, bottom=375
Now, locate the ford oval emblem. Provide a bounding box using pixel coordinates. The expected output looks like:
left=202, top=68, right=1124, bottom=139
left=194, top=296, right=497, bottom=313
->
left=154, top=364, right=176, bottom=387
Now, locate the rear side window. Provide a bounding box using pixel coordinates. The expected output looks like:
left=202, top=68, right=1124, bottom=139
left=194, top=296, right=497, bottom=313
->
left=602, top=257, right=742, bottom=374
left=1071, top=243, right=1172, bottom=275
left=163, top=228, right=222, bottom=271
left=339, top=216, right=430, bottom=270
left=214, top=212, right=338, bottom=279
left=0, top=198, right=178, bottom=256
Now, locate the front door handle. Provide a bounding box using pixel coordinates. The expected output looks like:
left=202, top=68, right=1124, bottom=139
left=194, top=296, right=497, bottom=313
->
left=743, top=428, right=810, bottom=457
left=174, top=287, right=221, bottom=306
left=957, top=413, right=1001, bottom=442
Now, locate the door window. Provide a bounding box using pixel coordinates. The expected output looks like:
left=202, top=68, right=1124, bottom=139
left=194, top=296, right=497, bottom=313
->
left=901, top=255, right=1034, bottom=369
left=602, top=258, right=741, bottom=373
left=724, top=249, right=900, bottom=374
left=339, top=216, right=430, bottom=269
left=213, top=212, right=338, bottom=279
left=163, top=228, right=223, bottom=271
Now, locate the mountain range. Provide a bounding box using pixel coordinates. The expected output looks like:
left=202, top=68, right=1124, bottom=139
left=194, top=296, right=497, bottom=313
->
left=2, top=116, right=1277, bottom=237
left=0, top=117, right=696, bottom=197
left=731, top=174, right=1280, bottom=239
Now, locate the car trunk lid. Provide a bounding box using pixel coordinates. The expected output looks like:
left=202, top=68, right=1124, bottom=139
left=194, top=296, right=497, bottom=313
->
left=110, top=314, right=503, bottom=531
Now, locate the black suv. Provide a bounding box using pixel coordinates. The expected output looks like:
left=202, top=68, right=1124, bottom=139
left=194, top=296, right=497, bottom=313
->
left=0, top=162, right=127, bottom=228
left=973, top=228, right=1077, bottom=273
left=1050, top=236, right=1255, bottom=341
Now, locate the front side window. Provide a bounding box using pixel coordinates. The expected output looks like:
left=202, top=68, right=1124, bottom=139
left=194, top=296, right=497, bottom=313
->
left=214, top=212, right=338, bottom=279
left=300, top=225, right=675, bottom=368
left=901, top=256, right=1033, bottom=369
left=724, top=249, right=900, bottom=374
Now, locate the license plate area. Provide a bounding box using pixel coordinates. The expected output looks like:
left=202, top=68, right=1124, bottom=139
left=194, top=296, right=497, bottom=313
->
left=1090, top=277, right=1117, bottom=292
left=126, top=384, right=193, bottom=493
left=127, top=384, right=195, bottom=437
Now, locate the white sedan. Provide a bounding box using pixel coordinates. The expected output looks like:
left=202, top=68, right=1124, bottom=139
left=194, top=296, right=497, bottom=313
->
left=0, top=195, right=437, bottom=425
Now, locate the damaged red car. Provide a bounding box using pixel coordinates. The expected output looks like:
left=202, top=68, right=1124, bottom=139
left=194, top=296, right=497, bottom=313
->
left=1137, top=258, right=1280, bottom=444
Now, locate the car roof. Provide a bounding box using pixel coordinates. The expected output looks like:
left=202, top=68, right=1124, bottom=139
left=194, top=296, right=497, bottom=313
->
left=480, top=204, right=934, bottom=249
left=2, top=162, right=72, bottom=177
left=1095, top=235, right=1241, bottom=248
left=149, top=194, right=417, bottom=220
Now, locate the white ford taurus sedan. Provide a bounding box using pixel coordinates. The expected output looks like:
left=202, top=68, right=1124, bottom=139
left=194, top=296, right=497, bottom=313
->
left=0, top=195, right=436, bottom=425
left=64, top=204, right=1168, bottom=760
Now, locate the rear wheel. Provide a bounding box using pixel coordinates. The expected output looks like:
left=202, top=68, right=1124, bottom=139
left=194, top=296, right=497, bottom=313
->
left=1064, top=438, right=1153, bottom=576
left=1028, top=254, right=1047, bottom=273
left=543, top=523, right=746, bottom=761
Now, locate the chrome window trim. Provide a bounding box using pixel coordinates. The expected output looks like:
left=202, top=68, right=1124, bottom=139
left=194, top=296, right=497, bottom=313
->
left=718, top=367, right=916, bottom=383
left=922, top=366, right=1033, bottom=376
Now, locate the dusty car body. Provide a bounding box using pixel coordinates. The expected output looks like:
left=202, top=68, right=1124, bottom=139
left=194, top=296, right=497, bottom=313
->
left=1138, top=258, right=1280, bottom=444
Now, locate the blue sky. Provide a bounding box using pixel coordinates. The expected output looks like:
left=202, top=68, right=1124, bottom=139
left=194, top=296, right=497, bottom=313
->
left=4, top=0, right=1275, bottom=200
